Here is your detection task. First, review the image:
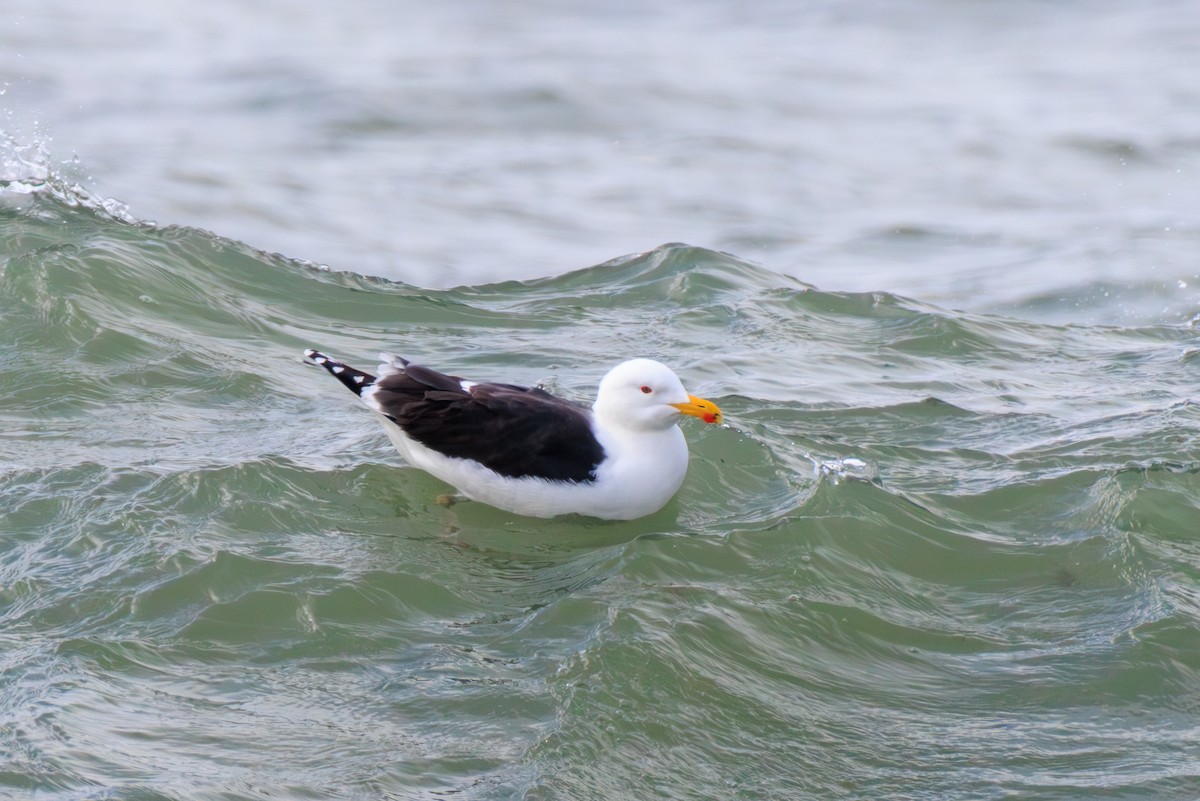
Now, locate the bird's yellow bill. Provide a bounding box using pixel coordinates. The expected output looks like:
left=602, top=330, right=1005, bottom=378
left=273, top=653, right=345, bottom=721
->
left=670, top=394, right=723, bottom=425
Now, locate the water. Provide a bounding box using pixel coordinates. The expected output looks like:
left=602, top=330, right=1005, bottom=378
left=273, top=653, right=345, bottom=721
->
left=4, top=195, right=1199, bottom=799
left=6, top=0, right=1200, bottom=313
left=4, top=1, right=1200, bottom=799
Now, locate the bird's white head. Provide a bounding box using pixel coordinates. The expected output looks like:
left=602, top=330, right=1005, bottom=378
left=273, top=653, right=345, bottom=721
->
left=593, top=358, right=723, bottom=432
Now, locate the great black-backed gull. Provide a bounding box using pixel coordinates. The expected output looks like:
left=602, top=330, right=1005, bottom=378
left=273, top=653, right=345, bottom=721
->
left=303, top=349, right=723, bottom=520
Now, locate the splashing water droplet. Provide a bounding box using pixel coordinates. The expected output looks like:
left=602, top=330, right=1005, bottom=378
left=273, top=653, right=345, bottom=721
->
left=810, top=455, right=878, bottom=485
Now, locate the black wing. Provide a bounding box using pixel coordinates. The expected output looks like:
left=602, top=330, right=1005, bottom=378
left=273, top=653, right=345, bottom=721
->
left=372, top=364, right=605, bottom=483
left=304, top=350, right=375, bottom=396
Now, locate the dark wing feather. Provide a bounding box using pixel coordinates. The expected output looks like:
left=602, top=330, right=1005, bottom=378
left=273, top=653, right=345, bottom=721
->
left=371, top=368, right=605, bottom=483
left=304, top=349, right=377, bottom=396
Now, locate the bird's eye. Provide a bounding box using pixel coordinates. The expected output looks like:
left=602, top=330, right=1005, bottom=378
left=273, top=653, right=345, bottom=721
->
left=640, top=385, right=653, bottom=394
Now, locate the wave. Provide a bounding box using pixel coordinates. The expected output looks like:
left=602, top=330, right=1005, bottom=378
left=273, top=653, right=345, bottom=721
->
left=5, top=176, right=1200, bottom=798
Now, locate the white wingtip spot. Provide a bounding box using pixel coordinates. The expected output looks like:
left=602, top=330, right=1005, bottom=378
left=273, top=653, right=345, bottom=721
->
left=360, top=384, right=383, bottom=411
left=332, top=365, right=344, bottom=374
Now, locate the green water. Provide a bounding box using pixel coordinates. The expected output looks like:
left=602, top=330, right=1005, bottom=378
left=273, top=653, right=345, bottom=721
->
left=2, top=192, right=1199, bottom=799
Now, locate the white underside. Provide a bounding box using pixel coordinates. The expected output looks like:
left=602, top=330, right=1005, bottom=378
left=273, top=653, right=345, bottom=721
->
left=374, top=414, right=689, bottom=520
